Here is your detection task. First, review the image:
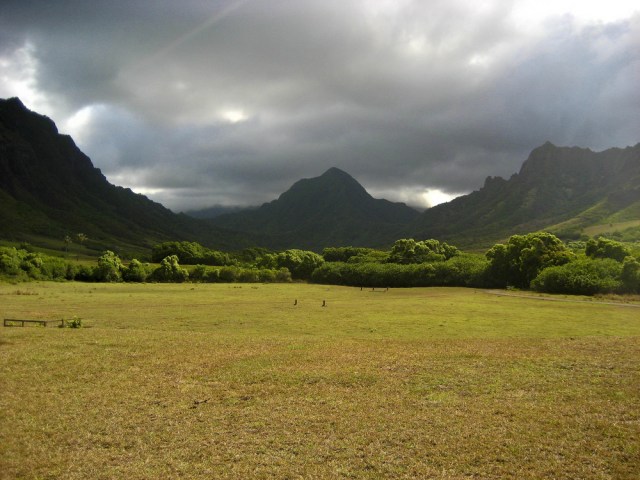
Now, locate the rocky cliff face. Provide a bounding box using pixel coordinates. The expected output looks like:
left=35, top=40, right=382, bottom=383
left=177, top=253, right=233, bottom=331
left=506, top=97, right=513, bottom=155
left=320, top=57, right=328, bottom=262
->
left=410, top=142, right=640, bottom=247
left=0, top=97, right=251, bottom=251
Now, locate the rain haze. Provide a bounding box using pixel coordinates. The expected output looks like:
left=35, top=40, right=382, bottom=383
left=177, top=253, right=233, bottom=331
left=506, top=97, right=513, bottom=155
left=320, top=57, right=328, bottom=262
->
left=1, top=0, right=638, bottom=211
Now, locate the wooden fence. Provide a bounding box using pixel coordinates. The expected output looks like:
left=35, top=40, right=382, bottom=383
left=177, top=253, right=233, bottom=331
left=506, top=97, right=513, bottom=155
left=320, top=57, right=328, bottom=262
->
left=3, top=318, right=65, bottom=327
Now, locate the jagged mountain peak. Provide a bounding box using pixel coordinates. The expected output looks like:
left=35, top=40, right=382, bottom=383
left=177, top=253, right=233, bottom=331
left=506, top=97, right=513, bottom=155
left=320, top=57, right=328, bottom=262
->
left=412, top=142, right=640, bottom=247
left=2, top=97, right=26, bottom=109
left=0, top=97, right=59, bottom=134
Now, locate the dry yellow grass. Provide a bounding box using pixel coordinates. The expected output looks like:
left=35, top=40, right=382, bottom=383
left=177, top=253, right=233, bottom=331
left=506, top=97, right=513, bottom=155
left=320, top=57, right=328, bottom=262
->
left=1, top=283, right=639, bottom=479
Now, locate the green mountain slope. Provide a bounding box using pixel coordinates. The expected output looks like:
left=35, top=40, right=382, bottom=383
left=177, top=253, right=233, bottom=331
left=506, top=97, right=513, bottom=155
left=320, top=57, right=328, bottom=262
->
left=0, top=97, right=253, bottom=255
left=410, top=142, right=640, bottom=247
left=2, top=98, right=637, bottom=254
left=210, top=167, right=420, bottom=250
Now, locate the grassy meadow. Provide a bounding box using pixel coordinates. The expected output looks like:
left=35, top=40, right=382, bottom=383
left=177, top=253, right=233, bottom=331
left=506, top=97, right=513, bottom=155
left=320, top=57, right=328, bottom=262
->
left=1, top=282, right=639, bottom=479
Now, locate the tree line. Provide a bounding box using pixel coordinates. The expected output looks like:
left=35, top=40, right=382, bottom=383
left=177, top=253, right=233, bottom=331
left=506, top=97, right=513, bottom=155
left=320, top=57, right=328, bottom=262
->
left=1, top=234, right=638, bottom=295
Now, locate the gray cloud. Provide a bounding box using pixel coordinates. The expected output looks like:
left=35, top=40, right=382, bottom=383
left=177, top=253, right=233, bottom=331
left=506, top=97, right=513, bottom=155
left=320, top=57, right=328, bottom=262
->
left=1, top=0, right=638, bottom=211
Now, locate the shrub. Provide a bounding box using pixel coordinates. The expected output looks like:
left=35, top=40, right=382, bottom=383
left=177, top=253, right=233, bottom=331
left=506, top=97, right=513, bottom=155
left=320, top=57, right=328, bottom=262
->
left=205, top=268, right=221, bottom=283
left=218, top=266, right=238, bottom=283
left=275, top=268, right=292, bottom=283
left=123, top=259, right=151, bottom=282
left=311, top=256, right=490, bottom=288
left=41, top=257, right=69, bottom=280
left=18, top=252, right=44, bottom=279
left=258, top=269, right=277, bottom=283
left=585, top=237, right=631, bottom=262
left=621, top=256, right=640, bottom=293
left=151, top=255, right=189, bottom=282
left=322, top=247, right=383, bottom=263
left=531, top=258, right=622, bottom=295
left=189, top=264, right=208, bottom=282
left=65, top=316, right=82, bottom=328
left=0, top=247, right=77, bottom=281
left=387, top=238, right=459, bottom=264
left=432, top=254, right=490, bottom=287
left=151, top=241, right=234, bottom=266
left=74, top=264, right=96, bottom=282
left=0, top=248, right=23, bottom=276
left=95, top=251, right=124, bottom=282
left=261, top=250, right=324, bottom=280
left=238, top=268, right=260, bottom=283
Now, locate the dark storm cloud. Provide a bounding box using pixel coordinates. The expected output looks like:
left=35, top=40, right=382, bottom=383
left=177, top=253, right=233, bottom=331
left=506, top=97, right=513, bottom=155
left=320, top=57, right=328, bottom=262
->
left=1, top=0, right=638, bottom=210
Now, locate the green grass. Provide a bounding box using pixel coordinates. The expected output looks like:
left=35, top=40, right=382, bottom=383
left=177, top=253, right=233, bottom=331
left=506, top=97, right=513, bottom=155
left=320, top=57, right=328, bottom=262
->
left=583, top=220, right=640, bottom=238
left=1, top=283, right=639, bottom=479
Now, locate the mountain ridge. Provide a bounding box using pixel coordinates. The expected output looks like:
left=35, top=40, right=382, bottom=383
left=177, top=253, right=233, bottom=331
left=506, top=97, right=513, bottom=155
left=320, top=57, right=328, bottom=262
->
left=409, top=141, right=640, bottom=247
left=1, top=96, right=637, bottom=253
left=0, top=97, right=255, bottom=254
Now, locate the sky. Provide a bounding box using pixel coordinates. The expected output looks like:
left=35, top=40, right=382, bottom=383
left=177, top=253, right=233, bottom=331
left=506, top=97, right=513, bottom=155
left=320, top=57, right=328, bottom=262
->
left=1, top=0, right=639, bottom=211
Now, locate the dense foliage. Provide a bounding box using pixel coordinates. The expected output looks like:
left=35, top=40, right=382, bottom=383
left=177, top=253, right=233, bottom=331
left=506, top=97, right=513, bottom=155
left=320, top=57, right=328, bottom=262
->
left=387, top=238, right=459, bottom=264
left=322, top=247, right=383, bottom=263
left=151, top=255, right=189, bottom=283
left=531, top=258, right=623, bottom=295
left=486, top=233, right=574, bottom=288
left=258, top=249, right=325, bottom=280
left=151, top=241, right=234, bottom=265
left=0, top=247, right=75, bottom=281
left=1, top=233, right=638, bottom=295
left=312, top=254, right=488, bottom=288
left=585, top=237, right=631, bottom=262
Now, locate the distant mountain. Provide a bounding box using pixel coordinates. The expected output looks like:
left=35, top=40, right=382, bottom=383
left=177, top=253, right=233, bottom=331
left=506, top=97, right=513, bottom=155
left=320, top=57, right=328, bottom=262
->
left=409, top=142, right=640, bottom=248
left=0, top=97, right=253, bottom=254
left=210, top=167, right=420, bottom=250
left=185, top=205, right=254, bottom=219
left=3, top=98, right=637, bottom=255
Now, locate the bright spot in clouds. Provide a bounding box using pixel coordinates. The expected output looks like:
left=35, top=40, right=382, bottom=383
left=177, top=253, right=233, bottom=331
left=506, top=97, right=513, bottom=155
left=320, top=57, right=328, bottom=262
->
left=423, top=189, right=458, bottom=208
left=220, top=109, right=248, bottom=124
left=370, top=186, right=462, bottom=209
left=63, top=105, right=99, bottom=144
left=0, top=42, right=54, bottom=117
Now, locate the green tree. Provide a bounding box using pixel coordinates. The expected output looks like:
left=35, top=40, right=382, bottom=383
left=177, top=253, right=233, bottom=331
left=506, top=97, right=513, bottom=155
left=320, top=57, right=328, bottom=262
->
left=486, top=232, right=573, bottom=288
left=64, top=235, right=72, bottom=253
left=261, top=249, right=324, bottom=280
left=388, top=238, right=459, bottom=264
left=322, top=246, right=381, bottom=262
left=152, top=255, right=189, bottom=282
left=123, top=259, right=151, bottom=282
left=621, top=256, right=640, bottom=293
left=218, top=266, right=238, bottom=282
left=531, top=258, right=622, bottom=295
left=151, top=241, right=204, bottom=263
left=95, top=250, right=124, bottom=282
left=151, top=241, right=233, bottom=266
left=19, top=252, right=44, bottom=279
left=190, top=264, right=209, bottom=282
left=585, top=237, right=631, bottom=262
left=76, top=233, right=88, bottom=247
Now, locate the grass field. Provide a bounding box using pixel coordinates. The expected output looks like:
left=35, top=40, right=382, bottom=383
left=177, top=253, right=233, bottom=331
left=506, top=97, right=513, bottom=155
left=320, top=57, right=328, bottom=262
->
left=583, top=220, right=640, bottom=237
left=1, top=283, right=639, bottom=479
